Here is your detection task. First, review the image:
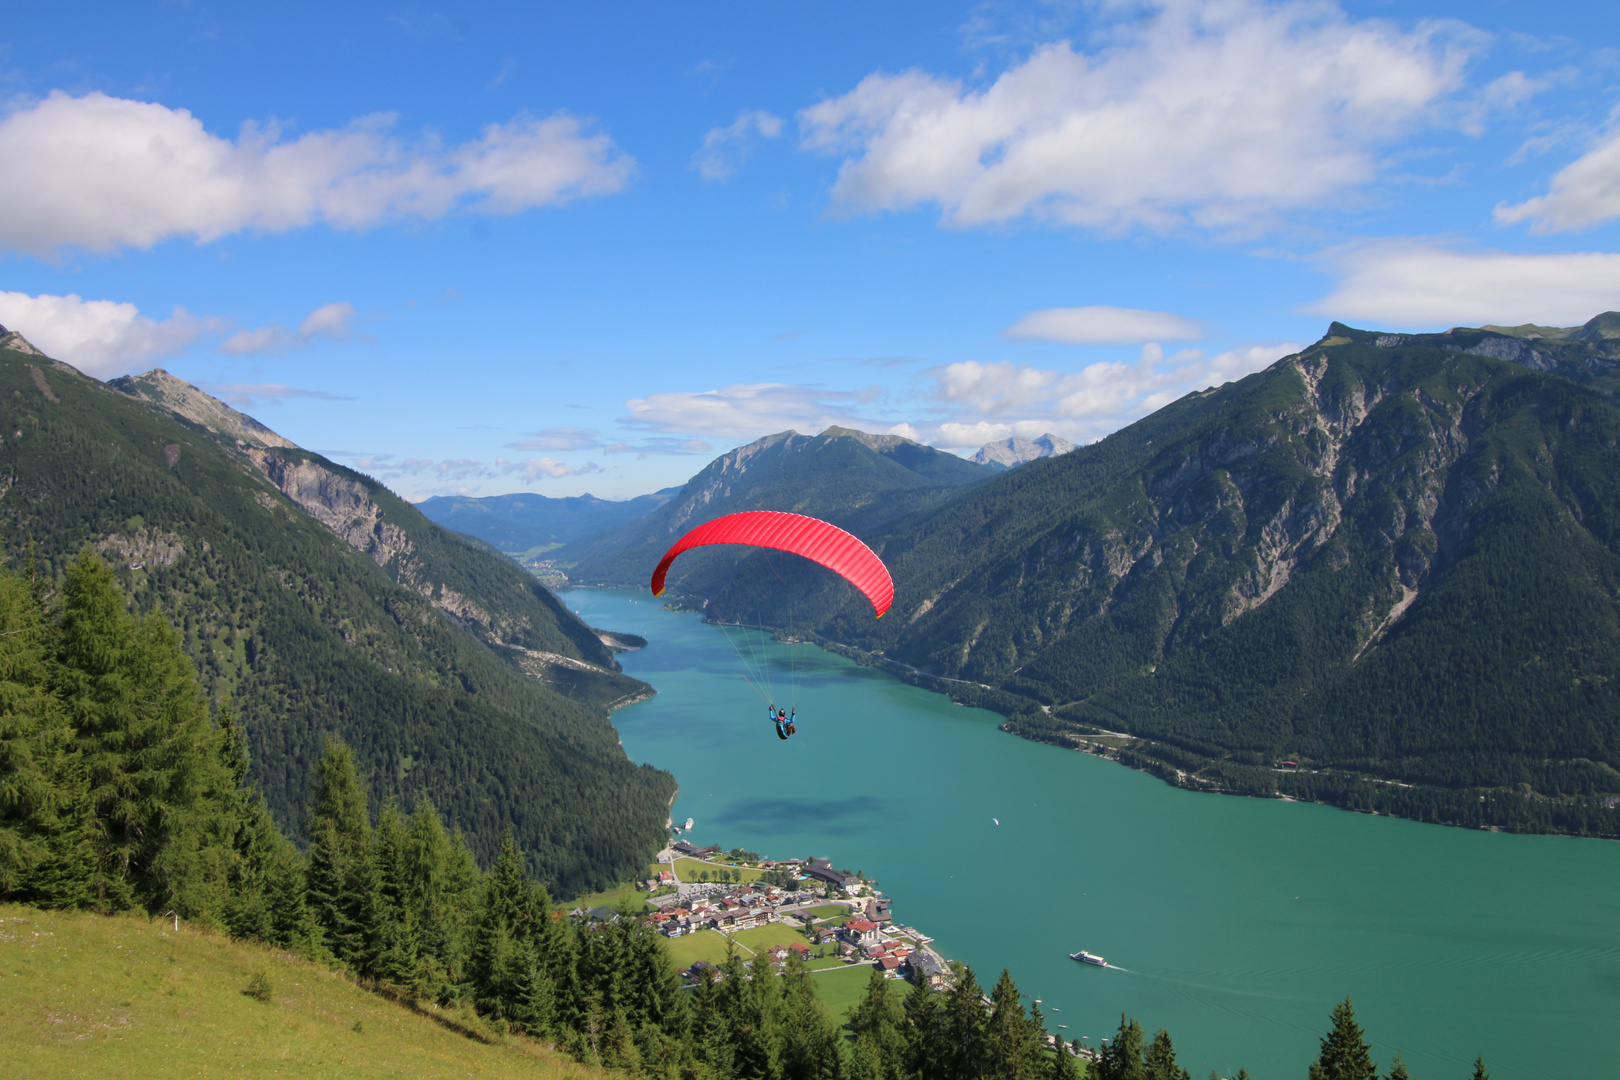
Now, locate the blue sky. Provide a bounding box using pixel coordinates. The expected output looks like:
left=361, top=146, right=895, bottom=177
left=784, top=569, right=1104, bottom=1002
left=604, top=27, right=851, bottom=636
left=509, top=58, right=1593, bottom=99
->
left=3, top=1, right=1620, bottom=499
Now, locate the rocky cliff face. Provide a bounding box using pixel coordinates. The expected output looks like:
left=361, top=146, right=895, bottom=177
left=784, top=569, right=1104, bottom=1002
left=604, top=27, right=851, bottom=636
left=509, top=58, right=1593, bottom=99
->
left=971, top=433, right=1076, bottom=470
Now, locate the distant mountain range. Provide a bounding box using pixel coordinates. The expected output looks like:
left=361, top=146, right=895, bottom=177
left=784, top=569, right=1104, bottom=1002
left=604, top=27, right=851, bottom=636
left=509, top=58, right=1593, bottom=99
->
left=645, top=314, right=1620, bottom=837
left=971, top=433, right=1075, bottom=470
left=553, top=426, right=996, bottom=626
left=417, top=489, right=679, bottom=557
left=0, top=340, right=674, bottom=894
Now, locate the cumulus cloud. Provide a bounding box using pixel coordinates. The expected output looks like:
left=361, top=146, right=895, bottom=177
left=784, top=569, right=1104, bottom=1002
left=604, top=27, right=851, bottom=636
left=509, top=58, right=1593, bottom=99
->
left=623, top=383, right=881, bottom=440
left=1003, top=305, right=1205, bottom=343
left=798, top=0, right=1481, bottom=234
left=1496, top=123, right=1620, bottom=232
left=0, top=91, right=636, bottom=255
left=912, top=340, right=1301, bottom=449
left=221, top=301, right=366, bottom=356
left=619, top=343, right=1300, bottom=455
left=693, top=109, right=784, bottom=181
left=1306, top=240, right=1620, bottom=327
left=0, top=290, right=219, bottom=377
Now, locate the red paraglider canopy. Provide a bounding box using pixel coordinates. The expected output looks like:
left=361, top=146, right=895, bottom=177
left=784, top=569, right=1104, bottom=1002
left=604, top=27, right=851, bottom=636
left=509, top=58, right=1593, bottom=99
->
left=650, top=510, right=893, bottom=618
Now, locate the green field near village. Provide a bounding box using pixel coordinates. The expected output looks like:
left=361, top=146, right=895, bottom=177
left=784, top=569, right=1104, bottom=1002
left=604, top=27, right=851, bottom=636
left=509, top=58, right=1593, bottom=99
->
left=669, top=858, right=767, bottom=884
left=810, top=965, right=908, bottom=1020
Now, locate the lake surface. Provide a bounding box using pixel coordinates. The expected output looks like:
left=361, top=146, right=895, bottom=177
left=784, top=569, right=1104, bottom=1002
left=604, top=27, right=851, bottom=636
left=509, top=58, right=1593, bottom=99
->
left=567, top=588, right=1620, bottom=1080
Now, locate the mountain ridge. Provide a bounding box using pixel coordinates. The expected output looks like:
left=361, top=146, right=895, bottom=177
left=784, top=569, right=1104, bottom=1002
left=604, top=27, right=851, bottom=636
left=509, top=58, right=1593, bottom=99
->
left=691, top=314, right=1620, bottom=836
left=0, top=344, right=674, bottom=893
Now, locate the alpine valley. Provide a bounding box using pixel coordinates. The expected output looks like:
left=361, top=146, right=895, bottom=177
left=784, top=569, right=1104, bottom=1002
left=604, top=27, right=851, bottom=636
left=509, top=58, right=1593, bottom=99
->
left=539, top=315, right=1620, bottom=838
left=0, top=329, right=675, bottom=896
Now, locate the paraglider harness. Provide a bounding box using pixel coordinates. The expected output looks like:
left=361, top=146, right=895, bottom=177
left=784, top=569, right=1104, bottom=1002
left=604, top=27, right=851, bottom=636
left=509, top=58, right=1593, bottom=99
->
left=771, top=705, right=796, bottom=739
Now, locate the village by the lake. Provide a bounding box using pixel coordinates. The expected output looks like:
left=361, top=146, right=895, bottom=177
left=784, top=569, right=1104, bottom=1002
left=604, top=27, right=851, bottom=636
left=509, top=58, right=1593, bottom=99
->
left=574, top=829, right=1095, bottom=1060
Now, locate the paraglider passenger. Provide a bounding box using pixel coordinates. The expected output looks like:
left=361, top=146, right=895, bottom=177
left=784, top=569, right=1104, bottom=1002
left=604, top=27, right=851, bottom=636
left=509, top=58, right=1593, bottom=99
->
left=785, top=708, right=796, bottom=736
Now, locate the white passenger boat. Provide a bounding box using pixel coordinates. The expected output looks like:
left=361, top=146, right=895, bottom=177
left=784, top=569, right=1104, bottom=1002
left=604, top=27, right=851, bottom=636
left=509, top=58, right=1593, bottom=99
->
left=1070, top=950, right=1106, bottom=967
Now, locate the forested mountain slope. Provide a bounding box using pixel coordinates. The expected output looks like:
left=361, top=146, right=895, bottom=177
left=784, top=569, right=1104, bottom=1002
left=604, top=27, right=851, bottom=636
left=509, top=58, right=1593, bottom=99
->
left=0, top=339, right=674, bottom=893
left=710, top=317, right=1620, bottom=835
left=556, top=426, right=995, bottom=618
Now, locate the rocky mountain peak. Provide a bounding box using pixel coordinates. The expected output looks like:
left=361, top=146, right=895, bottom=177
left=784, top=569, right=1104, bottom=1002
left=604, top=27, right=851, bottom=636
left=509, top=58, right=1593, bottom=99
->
left=108, top=368, right=298, bottom=450
left=972, top=433, right=1076, bottom=470
left=0, top=326, right=47, bottom=357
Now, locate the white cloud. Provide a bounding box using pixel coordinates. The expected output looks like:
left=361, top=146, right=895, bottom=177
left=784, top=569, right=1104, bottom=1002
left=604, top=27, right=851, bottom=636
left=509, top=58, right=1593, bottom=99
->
left=915, top=340, right=1302, bottom=449
left=505, top=427, right=601, bottom=452
left=693, top=109, right=784, bottom=181
left=1003, top=305, right=1205, bottom=343
left=0, top=290, right=218, bottom=377
left=799, top=0, right=1481, bottom=234
left=623, top=383, right=877, bottom=440
left=221, top=301, right=365, bottom=356
left=0, top=92, right=635, bottom=255
left=1496, top=123, right=1620, bottom=233
left=497, top=457, right=601, bottom=482
left=1306, top=240, right=1620, bottom=327
left=204, top=382, right=356, bottom=407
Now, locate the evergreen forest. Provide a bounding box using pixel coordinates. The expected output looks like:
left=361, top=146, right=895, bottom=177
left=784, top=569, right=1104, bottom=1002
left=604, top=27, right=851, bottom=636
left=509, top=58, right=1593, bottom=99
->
left=0, top=343, right=675, bottom=895
left=0, top=550, right=1487, bottom=1078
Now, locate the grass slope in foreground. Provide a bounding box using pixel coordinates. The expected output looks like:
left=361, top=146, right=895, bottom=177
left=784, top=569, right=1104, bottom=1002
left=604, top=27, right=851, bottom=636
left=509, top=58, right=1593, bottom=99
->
left=0, top=904, right=608, bottom=1080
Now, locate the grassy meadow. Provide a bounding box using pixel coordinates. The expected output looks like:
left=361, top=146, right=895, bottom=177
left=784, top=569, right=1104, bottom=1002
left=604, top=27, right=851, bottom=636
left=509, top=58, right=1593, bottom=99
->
left=0, top=905, right=609, bottom=1080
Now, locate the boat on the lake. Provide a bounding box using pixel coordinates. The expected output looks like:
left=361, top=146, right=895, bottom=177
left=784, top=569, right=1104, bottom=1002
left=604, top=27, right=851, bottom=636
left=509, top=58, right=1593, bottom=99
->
left=1071, top=951, right=1106, bottom=966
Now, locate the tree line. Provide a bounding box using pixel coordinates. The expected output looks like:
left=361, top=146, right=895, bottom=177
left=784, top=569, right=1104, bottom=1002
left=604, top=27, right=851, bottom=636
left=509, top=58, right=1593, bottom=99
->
left=0, top=550, right=1492, bottom=1078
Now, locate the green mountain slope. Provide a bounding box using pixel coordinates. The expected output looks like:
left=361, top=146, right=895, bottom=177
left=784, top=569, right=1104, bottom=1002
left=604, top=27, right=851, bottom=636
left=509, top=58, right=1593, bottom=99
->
left=0, top=343, right=674, bottom=894
left=717, top=317, right=1620, bottom=835
left=0, top=905, right=607, bottom=1080
left=557, top=426, right=994, bottom=617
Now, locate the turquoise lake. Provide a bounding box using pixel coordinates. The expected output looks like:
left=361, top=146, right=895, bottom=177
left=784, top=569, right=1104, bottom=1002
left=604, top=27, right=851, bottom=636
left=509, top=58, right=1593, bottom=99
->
left=565, top=588, right=1620, bottom=1080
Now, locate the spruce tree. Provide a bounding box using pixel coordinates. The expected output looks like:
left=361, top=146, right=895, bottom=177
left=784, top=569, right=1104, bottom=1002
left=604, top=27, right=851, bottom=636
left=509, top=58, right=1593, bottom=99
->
left=371, top=800, right=422, bottom=989
left=304, top=736, right=378, bottom=969
left=1469, top=1056, right=1489, bottom=1080
left=847, top=965, right=906, bottom=1080
left=51, top=551, right=234, bottom=916
left=779, top=950, right=844, bottom=1080
left=938, top=964, right=989, bottom=1080
left=900, top=974, right=945, bottom=1080
left=1093, top=1015, right=1147, bottom=1080
left=1308, top=998, right=1378, bottom=1080
left=0, top=564, right=89, bottom=907
left=982, top=968, right=1043, bottom=1080
left=1143, top=1028, right=1190, bottom=1080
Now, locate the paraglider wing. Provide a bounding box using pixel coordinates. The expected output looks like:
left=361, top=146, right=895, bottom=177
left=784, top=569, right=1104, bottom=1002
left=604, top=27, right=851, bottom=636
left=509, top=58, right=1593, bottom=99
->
left=649, top=510, right=894, bottom=617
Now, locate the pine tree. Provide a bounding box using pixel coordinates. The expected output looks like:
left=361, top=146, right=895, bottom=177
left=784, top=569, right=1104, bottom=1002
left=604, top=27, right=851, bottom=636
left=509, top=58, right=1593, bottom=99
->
left=900, top=975, right=945, bottom=1080
left=1384, top=1051, right=1410, bottom=1080
left=1093, top=1015, right=1147, bottom=1080
left=1143, top=1028, right=1190, bottom=1080
left=1469, top=1056, right=1489, bottom=1080
left=1308, top=998, right=1378, bottom=1080
left=50, top=551, right=237, bottom=918
left=938, top=964, right=989, bottom=1080
left=982, top=968, right=1043, bottom=1080
left=0, top=564, right=90, bottom=907
left=1049, top=1041, right=1082, bottom=1080
left=779, top=950, right=844, bottom=1080
left=848, top=965, right=906, bottom=1080
left=371, top=800, right=422, bottom=989
left=304, top=736, right=378, bottom=969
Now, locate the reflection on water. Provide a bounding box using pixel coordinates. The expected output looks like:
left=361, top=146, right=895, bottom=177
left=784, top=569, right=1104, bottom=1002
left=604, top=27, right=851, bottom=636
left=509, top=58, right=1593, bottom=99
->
left=568, top=588, right=1620, bottom=1080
